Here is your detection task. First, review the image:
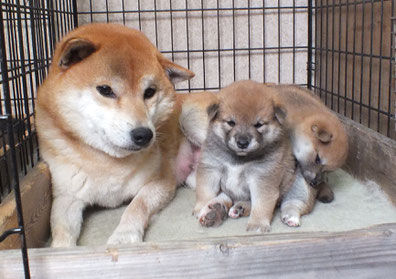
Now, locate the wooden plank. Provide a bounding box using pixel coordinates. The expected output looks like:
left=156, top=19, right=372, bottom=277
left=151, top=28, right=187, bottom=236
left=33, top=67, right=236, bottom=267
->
left=0, top=162, right=51, bottom=249
left=0, top=223, right=396, bottom=279
left=340, top=115, right=396, bottom=206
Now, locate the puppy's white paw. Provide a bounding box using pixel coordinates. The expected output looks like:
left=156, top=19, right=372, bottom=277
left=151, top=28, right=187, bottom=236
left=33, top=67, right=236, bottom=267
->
left=246, top=219, right=271, bottom=233
left=228, top=204, right=245, bottom=219
left=198, top=202, right=227, bottom=227
left=281, top=213, right=301, bottom=227
left=107, top=228, right=143, bottom=246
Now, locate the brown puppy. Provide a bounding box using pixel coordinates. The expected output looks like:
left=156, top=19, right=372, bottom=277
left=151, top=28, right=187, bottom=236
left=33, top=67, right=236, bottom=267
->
left=36, top=23, right=198, bottom=247
left=267, top=85, right=348, bottom=186
left=193, top=81, right=296, bottom=232
left=267, top=84, right=348, bottom=227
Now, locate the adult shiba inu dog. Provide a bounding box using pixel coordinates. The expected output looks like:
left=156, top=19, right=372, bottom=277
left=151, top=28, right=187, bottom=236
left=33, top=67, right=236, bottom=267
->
left=267, top=84, right=348, bottom=227
left=192, top=81, right=296, bottom=232
left=36, top=23, right=200, bottom=247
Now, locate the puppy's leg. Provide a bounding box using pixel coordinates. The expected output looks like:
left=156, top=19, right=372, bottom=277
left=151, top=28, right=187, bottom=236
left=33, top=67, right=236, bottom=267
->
left=280, top=171, right=317, bottom=227
left=228, top=201, right=251, bottom=219
left=246, top=179, right=280, bottom=233
left=316, top=181, right=334, bottom=203
left=198, top=192, right=232, bottom=227
left=193, top=165, right=221, bottom=216
left=185, top=166, right=197, bottom=189
left=107, top=180, right=176, bottom=245
left=50, top=195, right=85, bottom=247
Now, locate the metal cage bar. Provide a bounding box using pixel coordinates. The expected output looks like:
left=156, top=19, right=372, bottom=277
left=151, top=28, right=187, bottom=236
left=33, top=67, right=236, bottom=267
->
left=0, top=1, right=76, bottom=278
left=313, top=0, right=395, bottom=139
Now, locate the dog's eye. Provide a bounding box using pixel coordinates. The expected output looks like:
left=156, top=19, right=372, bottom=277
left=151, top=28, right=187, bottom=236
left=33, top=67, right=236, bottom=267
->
left=315, top=154, right=321, bottom=165
left=144, top=87, right=156, bottom=99
left=96, top=85, right=115, bottom=98
left=254, top=122, right=267, bottom=128
left=226, top=120, right=235, bottom=127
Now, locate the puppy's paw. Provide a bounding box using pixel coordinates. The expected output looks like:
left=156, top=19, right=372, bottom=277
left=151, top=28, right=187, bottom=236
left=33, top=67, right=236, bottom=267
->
left=246, top=219, right=271, bottom=233
left=281, top=213, right=301, bottom=227
left=198, top=202, right=227, bottom=227
left=107, top=228, right=143, bottom=246
left=192, top=205, right=202, bottom=217
left=228, top=204, right=245, bottom=219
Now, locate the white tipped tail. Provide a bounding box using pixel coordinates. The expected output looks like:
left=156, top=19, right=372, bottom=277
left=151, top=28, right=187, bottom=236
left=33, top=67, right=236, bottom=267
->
left=179, top=92, right=218, bottom=147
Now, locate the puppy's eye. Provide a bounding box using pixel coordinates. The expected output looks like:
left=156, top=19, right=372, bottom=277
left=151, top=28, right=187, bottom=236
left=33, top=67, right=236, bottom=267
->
left=96, top=85, right=115, bottom=98
left=226, top=120, right=235, bottom=127
left=254, top=122, right=266, bottom=128
left=315, top=154, right=321, bottom=165
left=144, top=87, right=156, bottom=99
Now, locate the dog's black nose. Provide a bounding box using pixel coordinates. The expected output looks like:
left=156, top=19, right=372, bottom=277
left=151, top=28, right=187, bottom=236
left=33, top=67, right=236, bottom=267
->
left=236, top=136, right=250, bottom=149
left=131, top=127, right=153, bottom=147
left=309, top=179, right=319, bottom=187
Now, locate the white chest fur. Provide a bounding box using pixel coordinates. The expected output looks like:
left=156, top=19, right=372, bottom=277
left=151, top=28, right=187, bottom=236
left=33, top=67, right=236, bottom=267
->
left=220, top=163, right=250, bottom=201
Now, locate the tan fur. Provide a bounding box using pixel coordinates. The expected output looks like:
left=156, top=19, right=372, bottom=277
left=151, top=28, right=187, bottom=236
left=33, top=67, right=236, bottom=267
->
left=193, top=81, right=296, bottom=232
left=36, top=23, right=198, bottom=247
left=268, top=84, right=348, bottom=175
left=179, top=91, right=219, bottom=146
left=265, top=84, right=347, bottom=227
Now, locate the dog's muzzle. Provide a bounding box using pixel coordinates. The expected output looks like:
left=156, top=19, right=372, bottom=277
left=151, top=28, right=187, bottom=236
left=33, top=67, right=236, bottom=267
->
left=235, top=134, right=251, bottom=149
left=130, top=127, right=153, bottom=147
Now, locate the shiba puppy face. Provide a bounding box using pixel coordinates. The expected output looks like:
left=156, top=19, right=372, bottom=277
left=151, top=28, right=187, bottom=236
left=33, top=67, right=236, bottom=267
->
left=293, top=115, right=348, bottom=187
left=41, top=24, right=194, bottom=158
left=207, top=81, right=286, bottom=157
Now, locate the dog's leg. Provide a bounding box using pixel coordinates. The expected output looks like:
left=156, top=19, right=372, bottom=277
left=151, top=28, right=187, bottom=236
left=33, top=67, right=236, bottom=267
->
left=185, top=167, right=197, bottom=189
left=193, top=165, right=222, bottom=216
left=50, top=195, right=85, bottom=247
left=229, top=201, right=251, bottom=219
left=316, top=181, right=334, bottom=203
left=280, top=171, right=317, bottom=227
left=246, top=178, right=280, bottom=233
left=198, top=192, right=232, bottom=227
left=107, top=180, right=176, bottom=245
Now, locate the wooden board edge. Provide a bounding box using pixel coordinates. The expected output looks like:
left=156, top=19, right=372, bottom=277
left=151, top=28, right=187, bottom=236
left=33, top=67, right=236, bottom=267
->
left=0, top=223, right=395, bottom=279
left=339, top=115, right=396, bottom=206
left=0, top=162, right=51, bottom=249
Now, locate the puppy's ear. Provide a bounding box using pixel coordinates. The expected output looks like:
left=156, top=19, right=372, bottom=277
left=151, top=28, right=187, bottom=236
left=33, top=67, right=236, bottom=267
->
left=207, top=103, right=219, bottom=122
left=59, top=38, right=96, bottom=69
left=274, top=105, right=287, bottom=124
left=312, top=125, right=332, bottom=143
left=157, top=55, right=195, bottom=85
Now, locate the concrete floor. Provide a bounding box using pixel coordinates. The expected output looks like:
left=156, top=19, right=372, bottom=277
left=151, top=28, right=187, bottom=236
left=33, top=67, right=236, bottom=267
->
left=78, top=169, right=396, bottom=246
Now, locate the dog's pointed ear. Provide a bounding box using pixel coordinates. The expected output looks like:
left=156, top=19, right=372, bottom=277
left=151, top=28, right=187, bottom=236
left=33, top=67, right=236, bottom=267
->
left=312, top=125, right=332, bottom=143
left=157, top=55, right=195, bottom=85
left=207, top=103, right=220, bottom=122
left=274, top=105, right=287, bottom=124
left=59, top=38, right=96, bottom=69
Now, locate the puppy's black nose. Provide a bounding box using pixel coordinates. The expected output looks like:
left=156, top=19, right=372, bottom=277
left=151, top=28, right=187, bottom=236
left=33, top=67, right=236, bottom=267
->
left=309, top=179, right=319, bottom=187
left=131, top=127, right=153, bottom=147
left=236, top=136, right=250, bottom=149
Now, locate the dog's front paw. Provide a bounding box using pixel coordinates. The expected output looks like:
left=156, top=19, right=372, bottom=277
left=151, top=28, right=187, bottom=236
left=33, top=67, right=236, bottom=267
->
left=281, top=212, right=301, bottom=227
left=198, top=202, right=227, bottom=227
left=51, top=238, right=77, bottom=248
left=246, top=219, right=271, bottom=233
left=192, top=205, right=202, bottom=217
left=228, top=204, right=245, bottom=219
left=107, top=228, right=143, bottom=246
left=50, top=229, right=78, bottom=248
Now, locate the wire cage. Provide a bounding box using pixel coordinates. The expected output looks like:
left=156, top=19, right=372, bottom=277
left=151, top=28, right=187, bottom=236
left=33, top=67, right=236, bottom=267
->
left=0, top=0, right=394, bottom=278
